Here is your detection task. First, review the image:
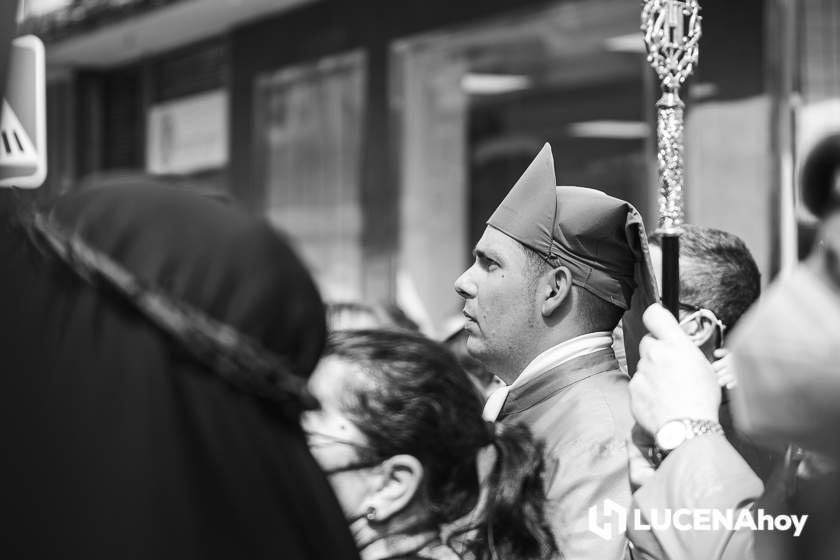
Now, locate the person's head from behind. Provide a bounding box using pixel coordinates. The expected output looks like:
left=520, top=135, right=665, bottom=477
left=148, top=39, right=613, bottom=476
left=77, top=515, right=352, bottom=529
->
left=326, top=301, right=420, bottom=333
left=0, top=183, right=359, bottom=558
left=801, top=133, right=840, bottom=220
left=327, top=301, right=387, bottom=331
left=454, top=146, right=654, bottom=381
left=378, top=303, right=421, bottom=332
left=649, top=225, right=760, bottom=359
left=302, top=329, right=556, bottom=560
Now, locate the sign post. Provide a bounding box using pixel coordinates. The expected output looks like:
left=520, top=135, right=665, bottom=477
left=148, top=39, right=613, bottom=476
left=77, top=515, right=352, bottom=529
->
left=0, top=34, right=46, bottom=189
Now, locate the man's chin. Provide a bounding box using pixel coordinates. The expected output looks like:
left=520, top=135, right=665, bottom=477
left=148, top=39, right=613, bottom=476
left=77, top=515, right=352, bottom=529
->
left=464, top=332, right=488, bottom=360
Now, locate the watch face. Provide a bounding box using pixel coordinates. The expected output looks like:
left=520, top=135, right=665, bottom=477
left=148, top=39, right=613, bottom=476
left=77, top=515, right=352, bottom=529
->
left=656, top=420, right=687, bottom=451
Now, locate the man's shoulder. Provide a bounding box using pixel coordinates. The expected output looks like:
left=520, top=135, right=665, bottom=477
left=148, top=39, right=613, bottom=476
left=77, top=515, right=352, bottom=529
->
left=510, top=365, right=633, bottom=453
left=519, top=364, right=631, bottom=418
left=507, top=352, right=630, bottom=414
left=562, top=364, right=630, bottom=397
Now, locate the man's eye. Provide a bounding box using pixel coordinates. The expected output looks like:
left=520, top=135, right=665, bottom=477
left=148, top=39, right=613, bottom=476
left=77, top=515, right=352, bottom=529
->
left=481, top=257, right=498, bottom=270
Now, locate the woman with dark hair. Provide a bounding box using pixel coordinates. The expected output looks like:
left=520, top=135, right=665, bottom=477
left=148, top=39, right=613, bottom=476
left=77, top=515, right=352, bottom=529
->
left=0, top=183, right=359, bottom=560
left=303, top=329, right=557, bottom=560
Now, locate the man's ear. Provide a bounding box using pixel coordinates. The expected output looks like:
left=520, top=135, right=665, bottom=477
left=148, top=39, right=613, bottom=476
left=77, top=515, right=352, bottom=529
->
left=541, top=266, right=573, bottom=317
left=364, top=454, right=424, bottom=523
left=684, top=313, right=718, bottom=349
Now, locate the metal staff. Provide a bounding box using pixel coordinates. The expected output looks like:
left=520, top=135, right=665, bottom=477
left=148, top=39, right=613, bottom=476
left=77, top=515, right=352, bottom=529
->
left=642, top=0, right=702, bottom=317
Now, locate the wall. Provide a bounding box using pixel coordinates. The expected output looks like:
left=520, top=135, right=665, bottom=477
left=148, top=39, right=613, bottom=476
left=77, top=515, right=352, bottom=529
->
left=683, top=0, right=773, bottom=282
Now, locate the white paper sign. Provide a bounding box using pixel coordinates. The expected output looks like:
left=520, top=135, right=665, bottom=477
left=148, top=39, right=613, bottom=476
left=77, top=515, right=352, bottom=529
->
left=147, top=90, right=228, bottom=175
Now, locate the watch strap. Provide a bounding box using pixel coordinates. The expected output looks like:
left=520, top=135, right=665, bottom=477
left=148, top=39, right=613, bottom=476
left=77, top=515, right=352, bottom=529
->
left=681, top=418, right=725, bottom=440
left=655, top=418, right=724, bottom=462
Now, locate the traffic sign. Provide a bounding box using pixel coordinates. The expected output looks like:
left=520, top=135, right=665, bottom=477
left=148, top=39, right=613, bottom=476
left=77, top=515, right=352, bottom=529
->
left=0, top=35, right=45, bottom=188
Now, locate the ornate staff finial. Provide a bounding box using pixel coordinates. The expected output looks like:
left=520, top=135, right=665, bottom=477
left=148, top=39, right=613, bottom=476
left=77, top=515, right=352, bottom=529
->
left=642, top=0, right=702, bottom=229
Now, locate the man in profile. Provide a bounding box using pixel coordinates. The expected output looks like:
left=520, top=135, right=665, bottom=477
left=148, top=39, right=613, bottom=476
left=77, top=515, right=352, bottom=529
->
left=455, top=143, right=657, bottom=559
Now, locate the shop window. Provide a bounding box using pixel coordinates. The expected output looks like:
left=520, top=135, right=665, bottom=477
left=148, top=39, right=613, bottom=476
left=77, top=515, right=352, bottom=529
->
left=255, top=51, right=366, bottom=302
left=391, top=0, right=651, bottom=329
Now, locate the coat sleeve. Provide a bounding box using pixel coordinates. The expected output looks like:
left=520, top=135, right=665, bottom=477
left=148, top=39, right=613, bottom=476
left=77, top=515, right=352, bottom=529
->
left=544, top=431, right=632, bottom=560
left=627, top=433, right=763, bottom=560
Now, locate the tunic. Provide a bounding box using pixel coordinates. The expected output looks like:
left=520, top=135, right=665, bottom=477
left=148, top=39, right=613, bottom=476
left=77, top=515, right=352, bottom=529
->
left=498, top=348, right=634, bottom=560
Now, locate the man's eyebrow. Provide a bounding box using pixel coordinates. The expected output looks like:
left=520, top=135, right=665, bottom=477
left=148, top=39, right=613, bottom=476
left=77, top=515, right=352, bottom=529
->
left=474, top=248, right=499, bottom=263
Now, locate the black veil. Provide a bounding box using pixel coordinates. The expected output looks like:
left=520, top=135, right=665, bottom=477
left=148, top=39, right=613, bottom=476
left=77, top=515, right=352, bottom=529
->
left=0, top=183, right=359, bottom=559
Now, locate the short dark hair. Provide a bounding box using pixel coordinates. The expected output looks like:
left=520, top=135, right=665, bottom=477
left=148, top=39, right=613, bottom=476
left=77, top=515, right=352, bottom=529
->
left=649, top=225, right=760, bottom=329
left=574, top=287, right=625, bottom=331
left=522, top=245, right=552, bottom=283
left=326, top=330, right=557, bottom=560
left=522, top=245, right=624, bottom=330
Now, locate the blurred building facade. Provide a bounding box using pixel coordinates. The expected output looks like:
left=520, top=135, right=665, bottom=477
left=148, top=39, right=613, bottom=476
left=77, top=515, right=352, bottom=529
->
left=20, top=0, right=840, bottom=331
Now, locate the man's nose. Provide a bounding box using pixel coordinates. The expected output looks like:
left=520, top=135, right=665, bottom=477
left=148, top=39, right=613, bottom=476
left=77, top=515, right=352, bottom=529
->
left=454, top=268, right=476, bottom=299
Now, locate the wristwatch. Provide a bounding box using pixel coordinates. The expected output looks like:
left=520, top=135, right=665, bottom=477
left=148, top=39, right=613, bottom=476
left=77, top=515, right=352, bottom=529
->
left=655, top=418, right=724, bottom=456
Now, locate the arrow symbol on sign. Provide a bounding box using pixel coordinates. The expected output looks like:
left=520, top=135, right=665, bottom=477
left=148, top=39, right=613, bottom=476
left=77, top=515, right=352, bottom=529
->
left=0, top=99, right=38, bottom=166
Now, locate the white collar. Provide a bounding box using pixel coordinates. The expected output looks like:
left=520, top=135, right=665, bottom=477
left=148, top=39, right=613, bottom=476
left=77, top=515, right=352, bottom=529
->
left=482, top=331, right=613, bottom=421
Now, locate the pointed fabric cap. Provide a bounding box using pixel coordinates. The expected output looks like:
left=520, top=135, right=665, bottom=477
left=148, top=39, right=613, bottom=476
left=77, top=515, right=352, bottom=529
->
left=486, top=143, right=558, bottom=260
left=487, top=143, right=659, bottom=374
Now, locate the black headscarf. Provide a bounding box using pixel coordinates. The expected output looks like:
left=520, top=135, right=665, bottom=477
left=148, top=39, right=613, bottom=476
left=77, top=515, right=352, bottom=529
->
left=0, top=183, right=360, bottom=560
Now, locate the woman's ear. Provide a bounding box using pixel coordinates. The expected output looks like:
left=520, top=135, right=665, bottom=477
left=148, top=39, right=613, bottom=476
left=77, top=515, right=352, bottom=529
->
left=364, top=454, right=424, bottom=523
left=541, top=266, right=573, bottom=317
